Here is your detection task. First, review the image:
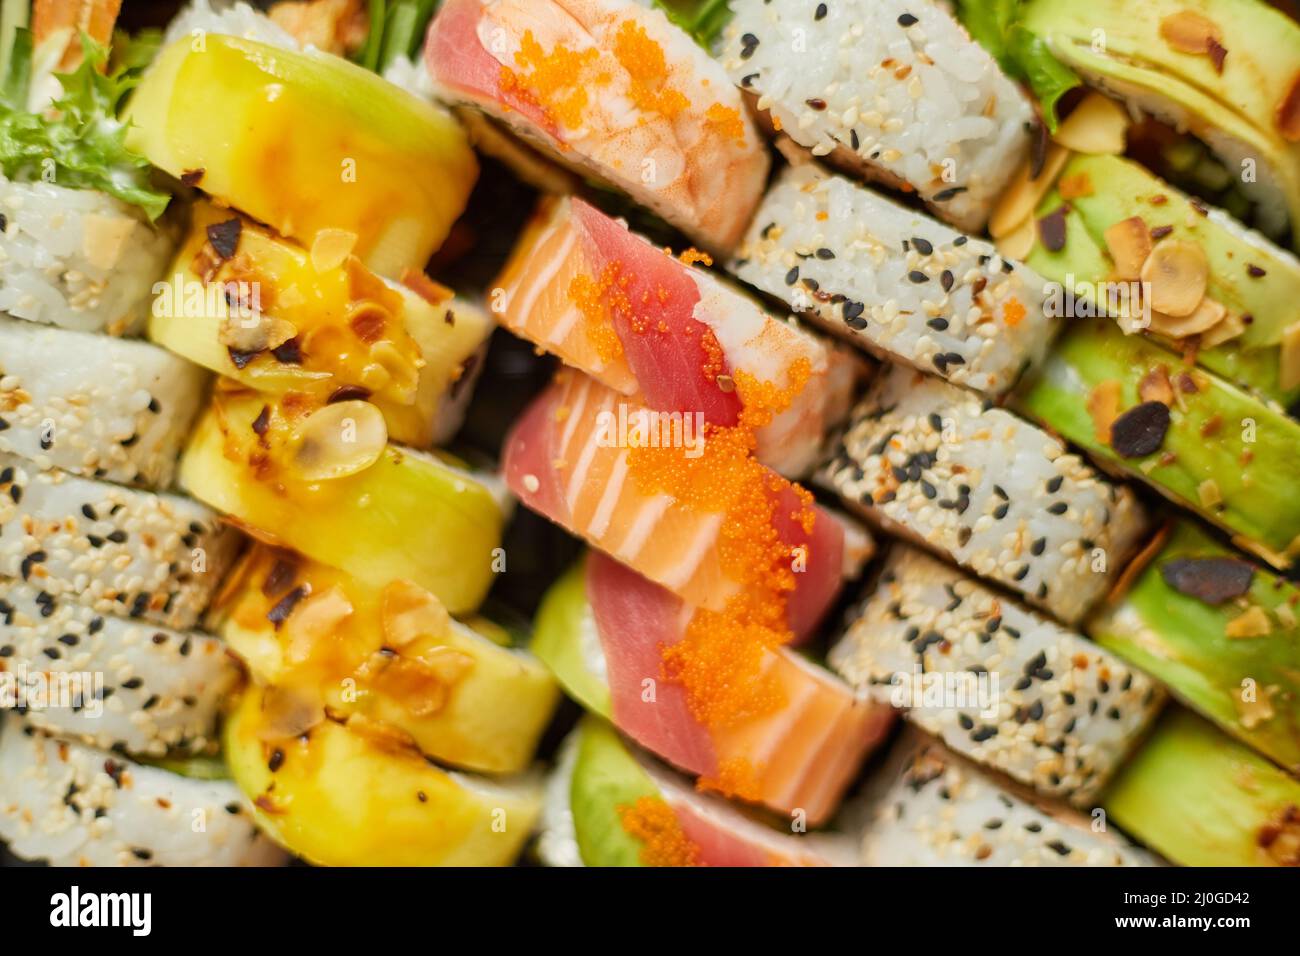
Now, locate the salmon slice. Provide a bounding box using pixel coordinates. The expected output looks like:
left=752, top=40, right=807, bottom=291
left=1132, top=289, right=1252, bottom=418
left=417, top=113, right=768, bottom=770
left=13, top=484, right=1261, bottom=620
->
left=33, top=0, right=120, bottom=68
left=424, top=0, right=770, bottom=253
left=495, top=196, right=864, bottom=477
left=503, top=370, right=846, bottom=637
left=586, top=551, right=890, bottom=825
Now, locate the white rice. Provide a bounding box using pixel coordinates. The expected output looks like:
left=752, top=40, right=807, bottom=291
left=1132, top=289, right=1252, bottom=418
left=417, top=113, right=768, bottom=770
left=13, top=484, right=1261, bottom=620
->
left=0, top=713, right=285, bottom=867
left=858, top=726, right=1158, bottom=866
left=0, top=581, right=240, bottom=758
left=720, top=0, right=1035, bottom=232
left=163, top=0, right=298, bottom=49
left=0, top=452, right=240, bottom=629
left=535, top=731, right=584, bottom=867
left=0, top=176, right=175, bottom=336
left=817, top=364, right=1149, bottom=624
left=0, top=317, right=209, bottom=488
left=831, top=546, right=1164, bottom=804
left=732, top=162, right=1056, bottom=395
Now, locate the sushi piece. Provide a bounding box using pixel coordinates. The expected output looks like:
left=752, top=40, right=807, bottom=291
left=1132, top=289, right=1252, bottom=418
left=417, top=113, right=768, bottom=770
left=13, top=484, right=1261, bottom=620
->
left=0, top=713, right=285, bottom=867
left=492, top=195, right=866, bottom=477
left=1104, top=707, right=1300, bottom=867
left=719, top=0, right=1036, bottom=233
left=730, top=162, right=1055, bottom=396
left=0, top=176, right=175, bottom=336
left=0, top=317, right=209, bottom=488
left=224, top=686, right=543, bottom=866
left=149, top=201, right=493, bottom=448
left=1089, top=520, right=1300, bottom=772
left=530, top=553, right=894, bottom=825
left=0, top=580, right=240, bottom=757
left=1014, top=152, right=1300, bottom=406
left=1013, top=316, right=1300, bottom=570
left=537, top=718, right=859, bottom=867
left=126, top=33, right=477, bottom=278
left=0, top=452, right=240, bottom=629
left=831, top=546, right=1165, bottom=805
left=503, top=370, right=848, bottom=638
left=819, top=365, right=1149, bottom=624
left=859, top=726, right=1157, bottom=866
left=424, top=0, right=769, bottom=253
left=211, top=544, right=559, bottom=774
left=1016, top=0, right=1300, bottom=249
left=178, top=388, right=506, bottom=615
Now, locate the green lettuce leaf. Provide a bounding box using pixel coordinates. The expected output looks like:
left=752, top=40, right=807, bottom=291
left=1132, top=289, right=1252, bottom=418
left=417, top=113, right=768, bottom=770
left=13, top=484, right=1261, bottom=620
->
left=0, top=31, right=170, bottom=218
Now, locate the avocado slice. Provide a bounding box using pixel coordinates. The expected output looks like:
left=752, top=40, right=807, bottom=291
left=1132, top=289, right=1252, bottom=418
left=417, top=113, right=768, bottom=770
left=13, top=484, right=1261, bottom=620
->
left=568, top=718, right=664, bottom=867
left=1025, top=154, right=1300, bottom=406
left=530, top=557, right=613, bottom=718
left=1012, top=316, right=1300, bottom=569
left=1104, top=707, right=1300, bottom=866
left=1021, top=0, right=1300, bottom=248
left=1088, top=521, right=1300, bottom=771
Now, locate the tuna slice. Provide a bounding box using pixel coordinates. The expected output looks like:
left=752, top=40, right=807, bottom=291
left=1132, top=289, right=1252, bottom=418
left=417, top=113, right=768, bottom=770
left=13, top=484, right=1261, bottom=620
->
left=494, top=196, right=863, bottom=477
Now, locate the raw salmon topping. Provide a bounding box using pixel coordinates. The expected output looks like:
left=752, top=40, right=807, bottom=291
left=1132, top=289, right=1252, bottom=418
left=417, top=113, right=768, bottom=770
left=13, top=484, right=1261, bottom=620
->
left=618, top=796, right=702, bottom=866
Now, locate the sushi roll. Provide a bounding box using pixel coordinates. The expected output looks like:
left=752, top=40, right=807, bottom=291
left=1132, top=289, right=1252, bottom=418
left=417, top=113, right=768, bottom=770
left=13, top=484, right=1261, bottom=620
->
left=0, top=317, right=209, bottom=488
left=210, top=544, right=559, bottom=774
left=530, top=553, right=894, bottom=826
left=504, top=370, right=849, bottom=639
left=1104, top=707, right=1300, bottom=867
left=0, top=713, right=285, bottom=867
left=1014, top=0, right=1300, bottom=249
left=537, top=718, right=860, bottom=867
left=1012, top=316, right=1300, bottom=570
left=720, top=0, right=1036, bottom=233
left=493, top=195, right=867, bottom=478
left=0, top=452, right=239, bottom=629
left=859, top=726, right=1157, bottom=866
left=424, top=0, right=770, bottom=254
left=819, top=365, right=1150, bottom=624
left=731, top=162, right=1056, bottom=396
left=831, top=546, right=1165, bottom=805
left=223, top=686, right=543, bottom=867
left=1089, top=520, right=1300, bottom=772
left=149, top=201, right=494, bottom=448
left=178, top=389, right=506, bottom=615
left=1008, top=150, right=1300, bottom=407
left=126, top=32, right=477, bottom=278
left=0, top=581, right=240, bottom=757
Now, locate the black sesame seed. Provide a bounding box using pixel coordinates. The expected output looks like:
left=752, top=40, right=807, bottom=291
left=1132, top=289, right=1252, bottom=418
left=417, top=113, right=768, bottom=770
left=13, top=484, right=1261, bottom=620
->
left=911, top=237, right=933, bottom=256
left=784, top=266, right=799, bottom=286
left=897, top=12, right=918, bottom=26
left=908, top=270, right=929, bottom=283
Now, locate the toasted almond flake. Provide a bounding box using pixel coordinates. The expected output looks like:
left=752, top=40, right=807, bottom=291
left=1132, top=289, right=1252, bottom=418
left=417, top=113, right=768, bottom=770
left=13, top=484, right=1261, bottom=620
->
left=1225, top=605, right=1272, bottom=639
left=1103, top=216, right=1152, bottom=280
left=287, top=399, right=387, bottom=481
left=1197, top=478, right=1222, bottom=508
left=1052, top=92, right=1130, bottom=154
left=381, top=579, right=451, bottom=650
left=1057, top=171, right=1094, bottom=200
left=1278, top=73, right=1300, bottom=141
left=1087, top=379, right=1123, bottom=443
left=285, top=586, right=355, bottom=664
left=1149, top=296, right=1226, bottom=339
left=1159, top=10, right=1224, bottom=55
left=1140, top=238, right=1209, bottom=317
left=81, top=214, right=135, bottom=271
left=1199, top=309, right=1246, bottom=349
left=400, top=267, right=453, bottom=305
left=1277, top=602, right=1297, bottom=629
left=1138, top=365, right=1175, bottom=405
left=989, top=144, right=1069, bottom=239
left=995, top=215, right=1035, bottom=261
left=1280, top=322, right=1300, bottom=390
left=310, top=228, right=358, bottom=273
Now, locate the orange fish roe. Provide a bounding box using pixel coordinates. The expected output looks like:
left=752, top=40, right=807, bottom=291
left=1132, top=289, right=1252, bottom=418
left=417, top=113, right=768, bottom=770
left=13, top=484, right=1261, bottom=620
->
left=500, top=31, right=599, bottom=130
left=677, top=247, right=713, bottom=267
left=705, top=102, right=746, bottom=142
left=699, top=757, right=763, bottom=804
left=618, top=797, right=702, bottom=866
left=612, top=19, right=689, bottom=119
left=1003, top=298, right=1027, bottom=327
left=568, top=266, right=627, bottom=364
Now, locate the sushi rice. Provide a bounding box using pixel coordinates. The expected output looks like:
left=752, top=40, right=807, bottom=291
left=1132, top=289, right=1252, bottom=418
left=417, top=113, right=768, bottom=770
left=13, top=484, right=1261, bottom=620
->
left=831, top=546, right=1165, bottom=804
left=720, top=0, right=1036, bottom=232
left=0, top=317, right=209, bottom=488
left=818, top=364, right=1150, bottom=624
left=0, top=452, right=240, bottom=629
left=0, top=713, right=283, bottom=867
left=731, top=161, right=1055, bottom=396
left=0, top=580, right=240, bottom=758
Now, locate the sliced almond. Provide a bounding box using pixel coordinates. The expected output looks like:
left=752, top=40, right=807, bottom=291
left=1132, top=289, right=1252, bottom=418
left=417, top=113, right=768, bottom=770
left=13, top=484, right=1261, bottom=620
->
left=995, top=214, right=1036, bottom=261
left=1280, top=321, right=1300, bottom=391
left=1197, top=478, right=1222, bottom=509
left=257, top=685, right=326, bottom=740
left=1225, top=605, right=1272, bottom=639
left=310, top=228, right=359, bottom=273
left=989, top=143, right=1069, bottom=239
left=1199, top=309, right=1246, bottom=349
left=1103, top=216, right=1152, bottom=280
left=284, top=586, right=355, bottom=665
left=1138, top=365, right=1175, bottom=405
left=1159, top=10, right=1224, bottom=55
left=1140, top=238, right=1209, bottom=317
left=1149, top=296, right=1226, bottom=339
left=1057, top=171, right=1094, bottom=200
left=381, top=579, right=452, bottom=650
left=287, top=399, right=387, bottom=481
left=81, top=214, right=135, bottom=271
left=1087, top=379, right=1123, bottom=443
left=1052, top=92, right=1130, bottom=155
left=1278, top=73, right=1300, bottom=142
